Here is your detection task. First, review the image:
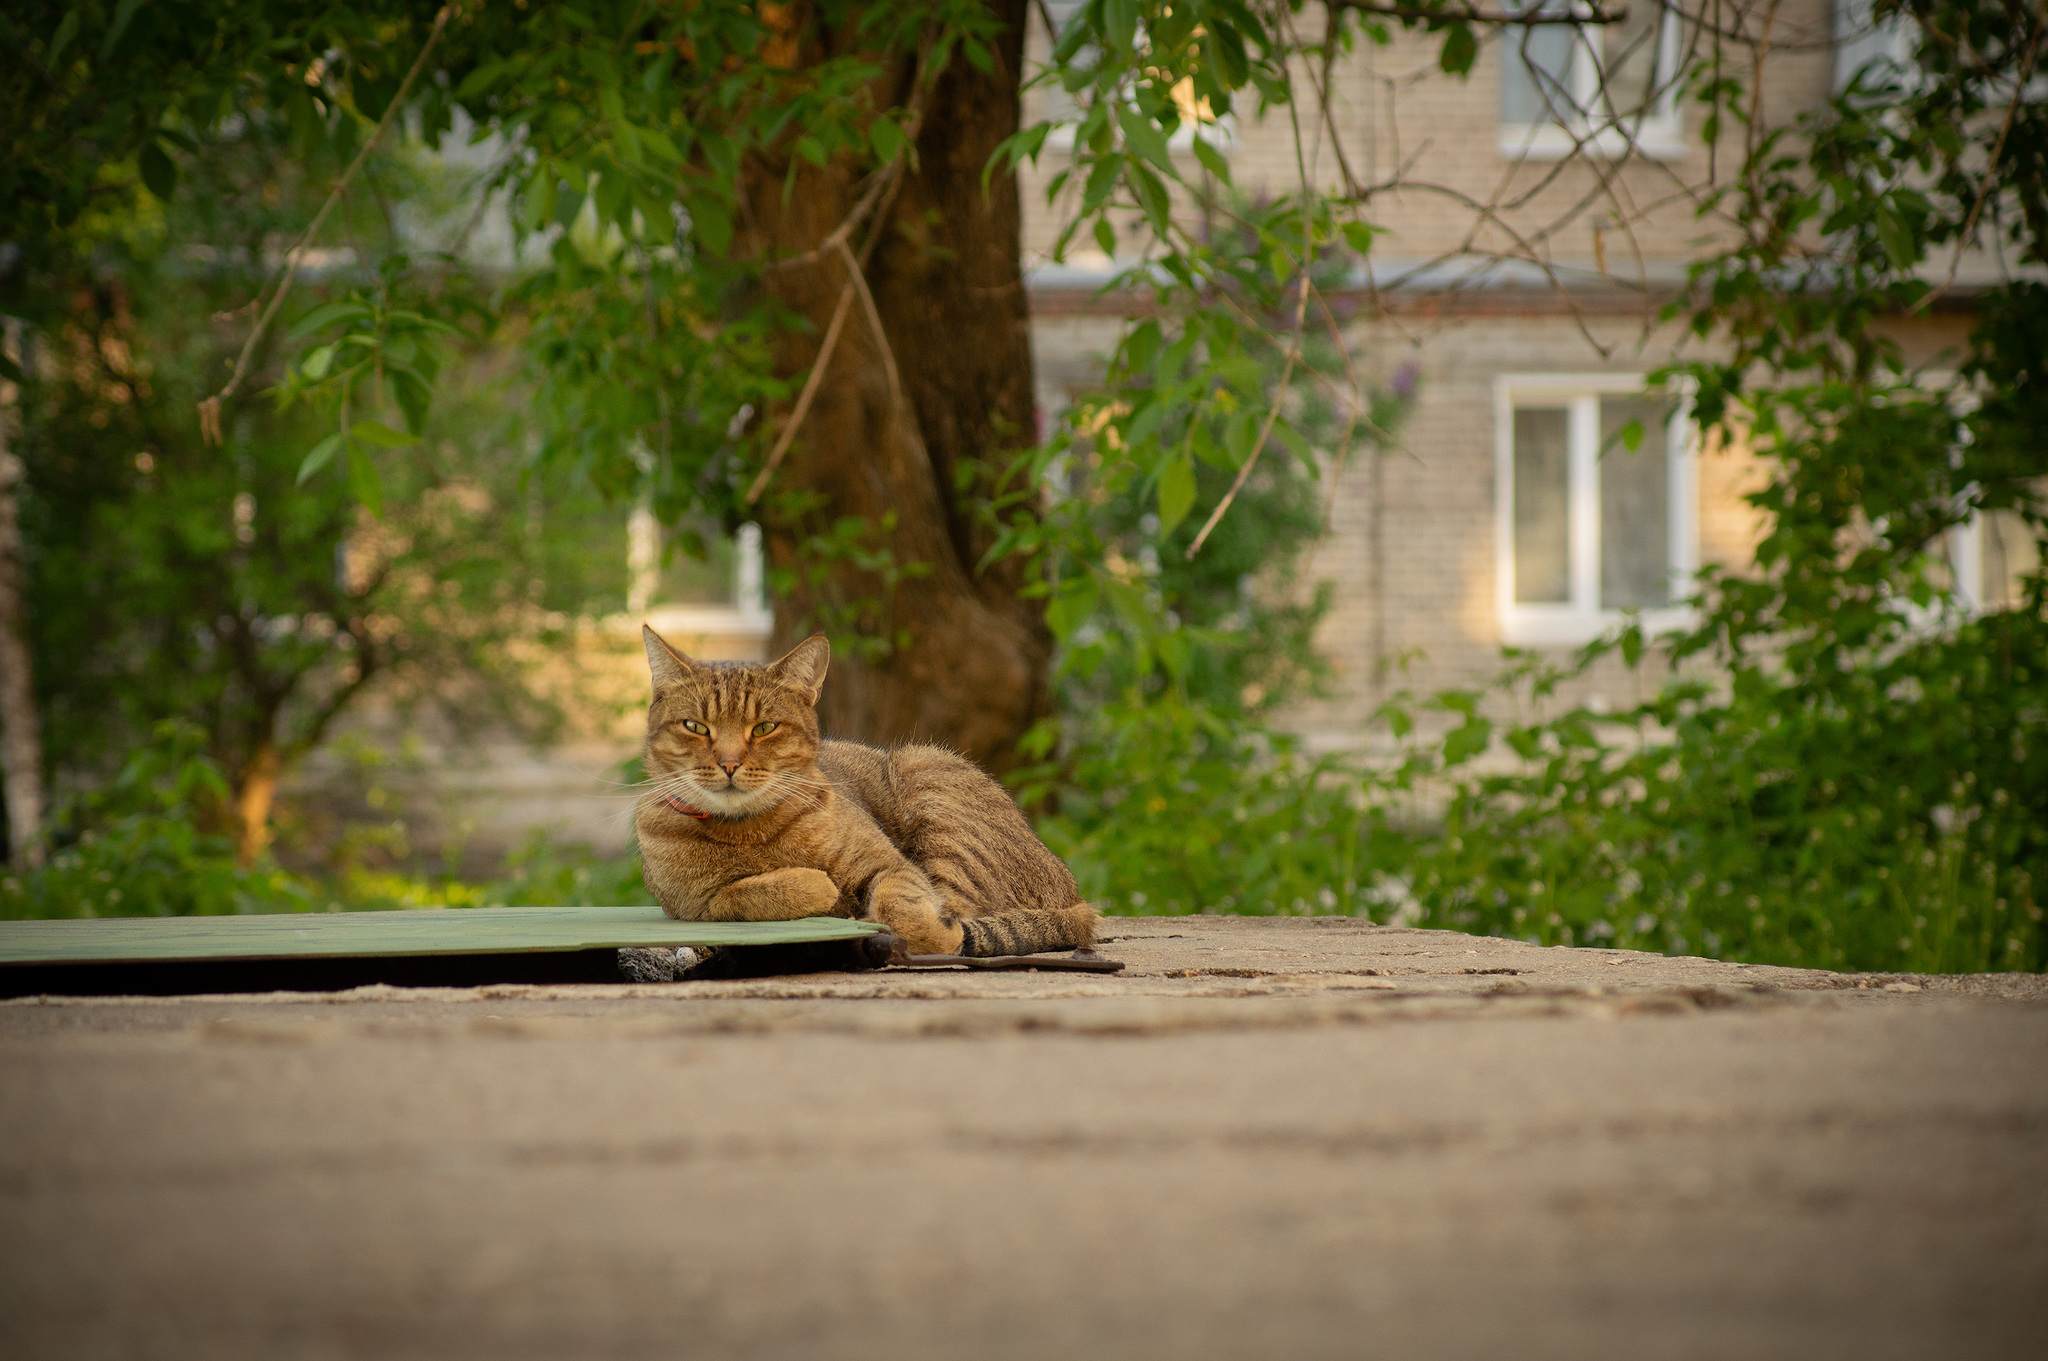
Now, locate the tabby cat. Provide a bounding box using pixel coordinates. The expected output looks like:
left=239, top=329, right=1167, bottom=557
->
left=634, top=627, right=1097, bottom=957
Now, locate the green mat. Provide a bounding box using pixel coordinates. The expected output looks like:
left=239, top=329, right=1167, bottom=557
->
left=0, top=905, right=879, bottom=968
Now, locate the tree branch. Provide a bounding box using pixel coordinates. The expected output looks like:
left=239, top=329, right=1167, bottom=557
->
left=1328, top=1, right=1626, bottom=25
left=745, top=284, right=856, bottom=506
left=1186, top=275, right=1314, bottom=559
left=197, top=5, right=455, bottom=444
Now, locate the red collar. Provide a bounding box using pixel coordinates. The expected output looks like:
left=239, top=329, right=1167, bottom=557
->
left=663, top=793, right=713, bottom=820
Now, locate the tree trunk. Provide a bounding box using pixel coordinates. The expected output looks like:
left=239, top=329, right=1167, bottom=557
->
left=234, top=742, right=282, bottom=868
left=739, top=0, right=1050, bottom=775
left=0, top=388, right=46, bottom=871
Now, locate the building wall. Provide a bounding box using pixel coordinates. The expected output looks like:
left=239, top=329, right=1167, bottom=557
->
left=1014, top=0, right=1956, bottom=750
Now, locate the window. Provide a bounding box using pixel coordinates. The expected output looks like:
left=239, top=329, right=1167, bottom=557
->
left=1499, top=1, right=1685, bottom=160
left=1496, top=376, right=1698, bottom=645
left=627, top=511, right=772, bottom=641
left=1832, top=0, right=1915, bottom=96
left=1944, top=511, right=2041, bottom=613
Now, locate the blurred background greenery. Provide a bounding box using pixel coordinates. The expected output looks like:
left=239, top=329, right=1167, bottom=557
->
left=1, top=0, right=2041, bottom=979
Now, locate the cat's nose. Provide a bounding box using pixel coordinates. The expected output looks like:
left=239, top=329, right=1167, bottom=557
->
left=719, top=760, right=742, bottom=778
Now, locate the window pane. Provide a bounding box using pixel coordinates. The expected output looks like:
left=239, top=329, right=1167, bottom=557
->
left=1600, top=8, right=1667, bottom=121
left=660, top=517, right=741, bottom=605
left=1514, top=407, right=1572, bottom=604
left=1599, top=397, right=1674, bottom=608
left=1500, top=3, right=1578, bottom=125
left=1980, top=510, right=2042, bottom=609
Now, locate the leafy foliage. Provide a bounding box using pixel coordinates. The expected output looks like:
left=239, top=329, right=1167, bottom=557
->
left=10, top=92, right=636, bottom=860
left=5, top=0, right=2042, bottom=981
left=0, top=723, right=315, bottom=919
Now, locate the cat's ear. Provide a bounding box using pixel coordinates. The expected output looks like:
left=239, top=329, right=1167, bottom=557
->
left=643, top=625, right=700, bottom=691
left=767, top=634, right=830, bottom=703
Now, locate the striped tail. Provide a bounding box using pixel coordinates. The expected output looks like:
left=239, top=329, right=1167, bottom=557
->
left=956, top=904, right=1098, bottom=957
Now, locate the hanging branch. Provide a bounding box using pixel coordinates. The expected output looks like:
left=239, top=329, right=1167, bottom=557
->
left=197, top=4, right=455, bottom=445
left=745, top=285, right=856, bottom=506
left=1327, top=1, right=1626, bottom=23
left=1185, top=273, right=1314, bottom=559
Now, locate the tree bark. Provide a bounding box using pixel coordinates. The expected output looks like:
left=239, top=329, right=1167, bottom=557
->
left=233, top=742, right=282, bottom=868
left=738, top=0, right=1050, bottom=775
left=0, top=383, right=46, bottom=871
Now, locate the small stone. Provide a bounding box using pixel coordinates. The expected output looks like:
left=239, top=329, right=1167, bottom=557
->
left=1882, top=981, right=1922, bottom=993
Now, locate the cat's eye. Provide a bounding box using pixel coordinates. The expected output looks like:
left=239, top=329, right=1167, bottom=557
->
left=751, top=721, right=779, bottom=738
left=681, top=719, right=709, bottom=737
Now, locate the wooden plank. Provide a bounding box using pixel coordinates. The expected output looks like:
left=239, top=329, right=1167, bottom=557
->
left=0, top=905, right=879, bottom=968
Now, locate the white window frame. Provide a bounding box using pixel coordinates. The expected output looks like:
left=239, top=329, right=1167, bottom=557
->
left=1495, top=374, right=1699, bottom=646
left=1915, top=374, right=2035, bottom=618
left=1832, top=0, right=1916, bottom=96
left=626, top=513, right=773, bottom=641
left=1497, top=1, right=1687, bottom=161
left=1949, top=509, right=2042, bottom=613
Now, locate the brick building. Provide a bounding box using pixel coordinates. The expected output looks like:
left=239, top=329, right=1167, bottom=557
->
left=1022, top=0, right=2014, bottom=745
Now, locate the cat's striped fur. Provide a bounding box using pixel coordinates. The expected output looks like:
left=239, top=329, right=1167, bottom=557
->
left=634, top=628, right=1096, bottom=957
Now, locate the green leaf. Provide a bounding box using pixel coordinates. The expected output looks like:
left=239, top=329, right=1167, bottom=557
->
left=1128, top=162, right=1172, bottom=236
left=287, top=301, right=372, bottom=341
left=1102, top=577, right=1149, bottom=631
left=1052, top=3, right=1093, bottom=62
left=347, top=442, right=384, bottom=517
left=1191, top=136, right=1232, bottom=186
left=348, top=419, right=419, bottom=449
left=1157, top=453, right=1197, bottom=537
left=1223, top=407, right=1258, bottom=466
left=1105, top=0, right=1138, bottom=50
left=1126, top=396, right=1168, bottom=448
left=1093, top=216, right=1117, bottom=257
left=299, top=344, right=336, bottom=380
left=1438, top=24, right=1478, bottom=76
left=1082, top=153, right=1123, bottom=211
left=1620, top=625, right=1645, bottom=668
left=638, top=124, right=683, bottom=164
left=1272, top=417, right=1313, bottom=468
left=1442, top=716, right=1494, bottom=766
left=1341, top=221, right=1376, bottom=255
left=387, top=368, right=433, bottom=435
left=47, top=9, right=80, bottom=66
left=101, top=0, right=143, bottom=58
left=1874, top=206, right=1917, bottom=271
left=1116, top=108, right=1178, bottom=179
left=1045, top=574, right=1100, bottom=641
left=138, top=141, right=176, bottom=201
left=869, top=116, right=907, bottom=165
left=523, top=170, right=558, bottom=231
left=297, top=433, right=344, bottom=486
left=593, top=172, right=631, bottom=228
left=687, top=192, right=733, bottom=256
left=1205, top=27, right=1250, bottom=88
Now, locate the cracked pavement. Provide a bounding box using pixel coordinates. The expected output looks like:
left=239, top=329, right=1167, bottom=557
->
left=3, top=916, right=2044, bottom=1359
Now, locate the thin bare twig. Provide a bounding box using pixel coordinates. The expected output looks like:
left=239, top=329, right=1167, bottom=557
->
left=1329, top=1, right=1626, bottom=23
left=835, top=236, right=905, bottom=411
left=744, top=285, right=855, bottom=506
left=197, top=4, right=455, bottom=444
left=1186, top=274, right=1314, bottom=559
left=1916, top=10, right=2044, bottom=312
